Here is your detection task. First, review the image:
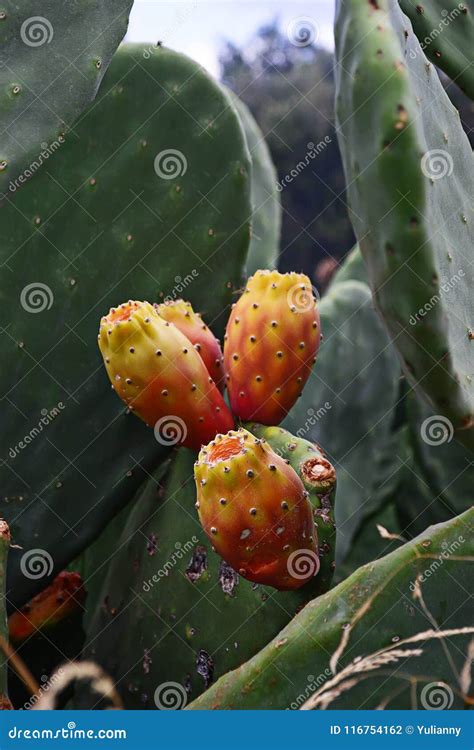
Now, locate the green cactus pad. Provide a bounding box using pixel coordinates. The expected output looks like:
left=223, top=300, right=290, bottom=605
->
left=335, top=0, right=474, bottom=449
left=245, top=424, right=337, bottom=595
left=397, top=393, right=473, bottom=534
left=284, top=280, right=401, bottom=569
left=399, top=0, right=474, bottom=100
left=229, top=92, right=281, bottom=274
left=329, top=244, right=368, bottom=288
left=0, top=45, right=252, bottom=608
left=189, top=507, right=474, bottom=709
left=0, top=0, right=133, bottom=198
left=80, top=449, right=332, bottom=708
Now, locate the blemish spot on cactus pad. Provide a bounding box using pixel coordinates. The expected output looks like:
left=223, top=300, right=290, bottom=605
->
left=196, top=649, right=214, bottom=688
left=185, top=545, right=208, bottom=583
left=218, top=560, right=239, bottom=595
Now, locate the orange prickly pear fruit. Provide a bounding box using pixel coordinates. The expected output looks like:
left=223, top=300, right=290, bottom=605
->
left=8, top=572, right=85, bottom=642
left=223, top=270, right=320, bottom=424
left=155, top=299, right=225, bottom=392
left=194, top=428, right=319, bottom=591
left=98, top=301, right=234, bottom=451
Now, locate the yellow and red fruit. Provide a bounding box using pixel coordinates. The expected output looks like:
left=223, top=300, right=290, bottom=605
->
left=9, top=572, right=85, bottom=642
left=98, top=301, right=234, bottom=451
left=155, top=299, right=225, bottom=392
left=223, top=270, right=320, bottom=424
left=194, top=428, right=319, bottom=591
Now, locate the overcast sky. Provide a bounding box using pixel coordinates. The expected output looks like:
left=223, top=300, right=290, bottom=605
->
left=125, top=0, right=335, bottom=77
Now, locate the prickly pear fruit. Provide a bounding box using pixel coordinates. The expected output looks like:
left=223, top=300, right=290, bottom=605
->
left=194, top=428, right=319, bottom=590
left=245, top=423, right=336, bottom=594
left=155, top=299, right=225, bottom=392
left=8, top=572, right=85, bottom=643
left=224, top=270, right=320, bottom=424
left=98, top=301, right=234, bottom=451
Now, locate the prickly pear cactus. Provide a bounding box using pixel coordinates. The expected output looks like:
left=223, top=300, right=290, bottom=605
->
left=80, top=445, right=334, bottom=709
left=229, top=93, right=281, bottom=274
left=284, top=280, right=401, bottom=568
left=0, top=45, right=252, bottom=609
left=0, top=0, right=133, bottom=198
left=399, top=0, right=474, bottom=100
left=189, top=508, right=474, bottom=709
left=335, top=0, right=474, bottom=450
left=245, top=424, right=337, bottom=594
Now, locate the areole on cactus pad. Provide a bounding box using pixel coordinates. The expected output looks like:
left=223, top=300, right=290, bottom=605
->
left=98, top=301, right=234, bottom=451
left=224, top=270, right=320, bottom=425
left=194, top=428, right=320, bottom=591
